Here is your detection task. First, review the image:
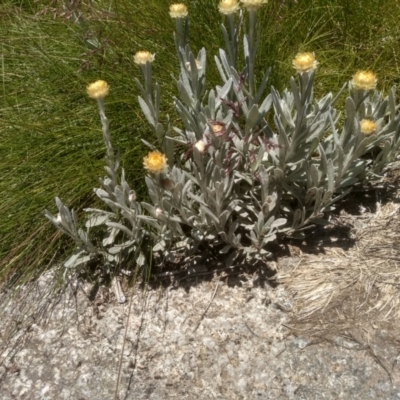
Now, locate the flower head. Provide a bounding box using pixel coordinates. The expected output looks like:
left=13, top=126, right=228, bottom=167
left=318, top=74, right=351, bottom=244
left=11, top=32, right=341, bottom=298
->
left=360, top=119, right=377, bottom=135
left=86, top=80, right=109, bottom=99
left=134, top=51, right=155, bottom=65
left=219, top=0, right=240, bottom=15
left=143, top=151, right=168, bottom=174
left=154, top=207, right=166, bottom=221
left=210, top=121, right=226, bottom=137
left=169, top=3, right=188, bottom=18
left=351, top=71, right=377, bottom=91
left=240, top=0, right=267, bottom=11
left=292, top=52, right=318, bottom=74
left=194, top=140, right=206, bottom=153
left=128, top=190, right=136, bottom=204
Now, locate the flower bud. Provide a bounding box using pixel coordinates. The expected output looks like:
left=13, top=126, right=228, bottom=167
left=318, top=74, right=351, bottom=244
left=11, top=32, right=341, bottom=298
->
left=128, top=190, right=136, bottom=204
left=155, top=208, right=166, bottom=222
left=161, top=178, right=175, bottom=191
left=210, top=122, right=226, bottom=137
left=194, top=140, right=206, bottom=153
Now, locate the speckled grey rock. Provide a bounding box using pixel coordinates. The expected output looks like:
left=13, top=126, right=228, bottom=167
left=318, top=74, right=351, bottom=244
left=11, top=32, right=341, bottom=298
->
left=1, top=270, right=400, bottom=400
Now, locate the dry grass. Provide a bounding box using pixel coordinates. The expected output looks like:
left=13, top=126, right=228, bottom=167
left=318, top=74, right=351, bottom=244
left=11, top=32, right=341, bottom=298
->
left=276, top=178, right=400, bottom=383
left=279, top=169, right=400, bottom=328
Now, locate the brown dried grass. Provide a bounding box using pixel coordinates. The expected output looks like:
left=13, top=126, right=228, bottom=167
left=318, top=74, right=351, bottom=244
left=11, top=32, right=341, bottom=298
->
left=279, top=195, right=400, bottom=328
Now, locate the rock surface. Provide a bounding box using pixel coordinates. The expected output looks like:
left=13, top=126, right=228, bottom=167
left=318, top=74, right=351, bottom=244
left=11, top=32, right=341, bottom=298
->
left=1, top=266, right=400, bottom=400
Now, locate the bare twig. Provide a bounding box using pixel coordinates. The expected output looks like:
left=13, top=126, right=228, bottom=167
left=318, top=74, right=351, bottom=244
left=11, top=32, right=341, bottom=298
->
left=192, top=282, right=219, bottom=333
left=244, top=320, right=272, bottom=343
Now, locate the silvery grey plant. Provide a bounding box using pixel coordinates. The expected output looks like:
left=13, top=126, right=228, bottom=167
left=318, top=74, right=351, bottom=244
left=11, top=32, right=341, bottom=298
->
left=46, top=0, right=400, bottom=277
left=45, top=80, right=154, bottom=277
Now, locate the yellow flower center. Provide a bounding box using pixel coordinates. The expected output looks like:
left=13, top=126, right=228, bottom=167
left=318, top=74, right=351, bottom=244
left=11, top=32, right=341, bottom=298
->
left=352, top=71, right=377, bottom=91
left=86, top=80, right=109, bottom=99
left=169, top=3, right=188, bottom=18
left=134, top=51, right=155, bottom=65
left=194, top=140, right=206, bottom=152
left=360, top=119, right=377, bottom=135
left=219, top=0, right=240, bottom=15
left=143, top=151, right=168, bottom=173
left=211, top=123, right=225, bottom=136
left=292, top=52, right=318, bottom=74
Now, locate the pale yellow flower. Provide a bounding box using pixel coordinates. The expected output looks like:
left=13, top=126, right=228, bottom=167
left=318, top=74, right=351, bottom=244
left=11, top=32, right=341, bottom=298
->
left=292, top=52, right=318, bottom=74
left=169, top=3, right=188, bottom=18
left=240, top=0, right=267, bottom=11
left=211, top=122, right=226, bottom=137
left=86, top=80, right=109, bottom=99
left=219, top=0, right=240, bottom=15
left=351, top=71, right=377, bottom=91
left=143, top=151, right=168, bottom=173
left=194, top=140, right=206, bottom=153
left=360, top=119, right=377, bottom=135
left=134, top=51, right=155, bottom=65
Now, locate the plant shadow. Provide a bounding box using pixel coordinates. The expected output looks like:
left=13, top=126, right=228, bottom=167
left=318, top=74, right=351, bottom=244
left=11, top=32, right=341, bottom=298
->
left=141, top=166, right=400, bottom=294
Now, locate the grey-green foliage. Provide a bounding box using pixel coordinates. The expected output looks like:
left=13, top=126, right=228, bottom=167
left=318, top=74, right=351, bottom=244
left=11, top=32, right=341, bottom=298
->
left=45, top=98, right=153, bottom=273
left=46, top=5, right=400, bottom=273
